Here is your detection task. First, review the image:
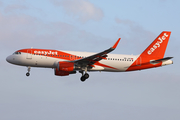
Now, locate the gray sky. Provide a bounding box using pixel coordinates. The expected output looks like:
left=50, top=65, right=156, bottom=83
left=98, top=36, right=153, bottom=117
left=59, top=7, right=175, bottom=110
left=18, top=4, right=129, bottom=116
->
left=0, top=0, right=180, bottom=120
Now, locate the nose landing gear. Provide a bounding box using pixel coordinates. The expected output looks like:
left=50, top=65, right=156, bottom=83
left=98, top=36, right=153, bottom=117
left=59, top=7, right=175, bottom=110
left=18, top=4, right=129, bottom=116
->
left=26, top=66, right=31, bottom=76
left=26, top=72, right=30, bottom=76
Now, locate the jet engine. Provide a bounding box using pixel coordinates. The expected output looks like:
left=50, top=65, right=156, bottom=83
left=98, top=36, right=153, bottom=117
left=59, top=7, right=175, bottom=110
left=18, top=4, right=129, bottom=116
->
left=54, top=61, right=76, bottom=76
left=57, top=61, right=75, bottom=72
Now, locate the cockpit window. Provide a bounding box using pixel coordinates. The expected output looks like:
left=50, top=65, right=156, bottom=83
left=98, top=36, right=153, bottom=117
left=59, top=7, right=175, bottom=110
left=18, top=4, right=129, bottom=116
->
left=13, top=52, right=18, bottom=54
left=13, top=52, right=21, bottom=55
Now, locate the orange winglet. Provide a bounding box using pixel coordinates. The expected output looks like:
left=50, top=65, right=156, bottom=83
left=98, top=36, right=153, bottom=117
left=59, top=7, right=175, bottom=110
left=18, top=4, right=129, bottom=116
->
left=112, top=38, right=121, bottom=49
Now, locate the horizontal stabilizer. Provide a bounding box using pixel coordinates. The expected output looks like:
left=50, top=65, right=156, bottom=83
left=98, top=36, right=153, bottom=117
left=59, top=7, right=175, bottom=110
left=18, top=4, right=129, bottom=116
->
left=150, top=57, right=173, bottom=63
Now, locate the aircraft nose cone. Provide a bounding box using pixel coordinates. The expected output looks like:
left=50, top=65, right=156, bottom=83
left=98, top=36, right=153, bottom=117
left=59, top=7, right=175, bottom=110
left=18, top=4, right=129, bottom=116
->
left=6, top=56, right=12, bottom=63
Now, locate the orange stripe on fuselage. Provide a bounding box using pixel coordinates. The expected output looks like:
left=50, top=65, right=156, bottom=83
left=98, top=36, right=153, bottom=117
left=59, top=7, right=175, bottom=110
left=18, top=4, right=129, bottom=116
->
left=18, top=48, right=82, bottom=61
left=126, top=57, right=162, bottom=71
left=95, top=62, right=118, bottom=70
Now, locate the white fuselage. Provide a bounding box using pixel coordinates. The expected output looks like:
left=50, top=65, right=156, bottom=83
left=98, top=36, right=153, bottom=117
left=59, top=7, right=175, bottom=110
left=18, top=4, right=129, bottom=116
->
left=6, top=50, right=139, bottom=72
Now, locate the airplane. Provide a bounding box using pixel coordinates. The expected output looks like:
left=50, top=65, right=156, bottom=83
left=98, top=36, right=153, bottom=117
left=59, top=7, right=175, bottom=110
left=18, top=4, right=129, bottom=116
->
left=6, top=31, right=173, bottom=82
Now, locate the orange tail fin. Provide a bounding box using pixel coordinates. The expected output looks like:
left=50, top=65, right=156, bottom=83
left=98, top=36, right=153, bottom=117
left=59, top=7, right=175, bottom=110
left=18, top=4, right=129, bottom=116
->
left=141, top=31, right=171, bottom=59
left=126, top=31, right=171, bottom=71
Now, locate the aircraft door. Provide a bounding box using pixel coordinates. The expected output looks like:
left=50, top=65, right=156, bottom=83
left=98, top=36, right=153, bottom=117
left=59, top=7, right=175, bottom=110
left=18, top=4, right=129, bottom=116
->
left=136, top=57, right=141, bottom=66
left=70, top=55, right=76, bottom=60
left=26, top=50, right=32, bottom=59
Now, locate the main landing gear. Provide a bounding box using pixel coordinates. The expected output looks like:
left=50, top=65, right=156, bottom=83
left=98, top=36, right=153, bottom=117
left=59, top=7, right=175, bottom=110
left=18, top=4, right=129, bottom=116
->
left=80, top=73, right=89, bottom=82
left=26, top=66, right=31, bottom=76
left=79, top=68, right=89, bottom=82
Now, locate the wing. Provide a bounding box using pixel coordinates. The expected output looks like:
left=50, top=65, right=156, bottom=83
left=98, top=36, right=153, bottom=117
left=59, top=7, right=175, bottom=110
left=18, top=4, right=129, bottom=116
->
left=74, top=38, right=120, bottom=68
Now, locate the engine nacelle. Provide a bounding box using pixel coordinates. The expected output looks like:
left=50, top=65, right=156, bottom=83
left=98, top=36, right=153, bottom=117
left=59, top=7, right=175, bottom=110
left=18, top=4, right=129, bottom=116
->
left=57, top=61, right=75, bottom=72
left=54, top=68, right=70, bottom=76
left=54, top=68, right=77, bottom=76
left=54, top=61, right=76, bottom=76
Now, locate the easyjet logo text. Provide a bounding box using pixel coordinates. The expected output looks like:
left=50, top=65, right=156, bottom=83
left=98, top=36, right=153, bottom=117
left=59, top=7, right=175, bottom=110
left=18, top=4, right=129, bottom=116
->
left=147, top=33, right=168, bottom=55
left=34, top=51, right=58, bottom=55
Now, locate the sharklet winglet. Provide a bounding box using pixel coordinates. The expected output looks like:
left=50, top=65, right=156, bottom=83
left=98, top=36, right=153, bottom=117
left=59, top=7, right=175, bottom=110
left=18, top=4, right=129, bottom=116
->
left=112, top=38, right=121, bottom=49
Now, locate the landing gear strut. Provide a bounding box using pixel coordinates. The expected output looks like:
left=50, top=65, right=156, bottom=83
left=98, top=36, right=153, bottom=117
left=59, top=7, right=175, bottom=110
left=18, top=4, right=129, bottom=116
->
left=26, top=66, right=31, bottom=76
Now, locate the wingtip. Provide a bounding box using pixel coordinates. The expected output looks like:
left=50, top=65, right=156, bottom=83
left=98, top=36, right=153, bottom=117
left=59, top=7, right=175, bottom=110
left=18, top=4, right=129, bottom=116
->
left=112, top=38, right=121, bottom=49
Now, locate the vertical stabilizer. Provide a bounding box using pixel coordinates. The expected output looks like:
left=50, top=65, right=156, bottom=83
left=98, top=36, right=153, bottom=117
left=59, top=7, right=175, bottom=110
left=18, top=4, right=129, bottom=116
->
left=126, top=31, right=171, bottom=71
left=141, top=31, right=171, bottom=59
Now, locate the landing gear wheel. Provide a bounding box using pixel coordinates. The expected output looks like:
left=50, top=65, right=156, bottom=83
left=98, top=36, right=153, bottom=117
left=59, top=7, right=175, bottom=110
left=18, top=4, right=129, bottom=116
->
left=84, top=73, right=89, bottom=79
left=80, top=73, right=89, bottom=82
left=26, top=72, right=30, bottom=76
left=80, top=76, right=86, bottom=82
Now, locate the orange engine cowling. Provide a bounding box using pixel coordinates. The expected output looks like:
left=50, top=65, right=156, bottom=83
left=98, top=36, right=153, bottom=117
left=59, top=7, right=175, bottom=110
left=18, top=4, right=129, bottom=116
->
left=54, top=68, right=70, bottom=76
left=57, top=61, right=75, bottom=72
left=54, top=61, right=76, bottom=76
